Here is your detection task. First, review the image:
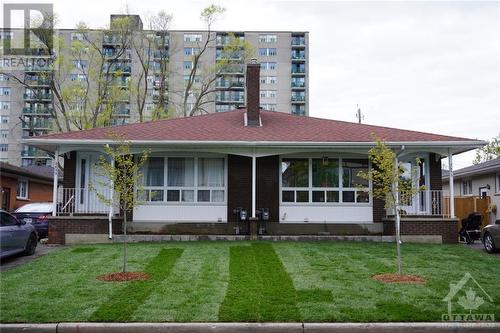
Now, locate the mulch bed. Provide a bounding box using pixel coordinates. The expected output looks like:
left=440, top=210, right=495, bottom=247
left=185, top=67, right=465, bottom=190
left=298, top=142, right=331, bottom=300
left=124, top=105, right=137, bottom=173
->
left=372, top=273, right=427, bottom=284
left=96, top=272, right=150, bottom=282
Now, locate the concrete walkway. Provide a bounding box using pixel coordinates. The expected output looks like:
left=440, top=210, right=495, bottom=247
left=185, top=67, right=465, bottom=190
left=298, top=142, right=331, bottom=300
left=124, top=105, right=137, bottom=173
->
left=0, top=243, right=61, bottom=272
left=1, top=322, right=499, bottom=333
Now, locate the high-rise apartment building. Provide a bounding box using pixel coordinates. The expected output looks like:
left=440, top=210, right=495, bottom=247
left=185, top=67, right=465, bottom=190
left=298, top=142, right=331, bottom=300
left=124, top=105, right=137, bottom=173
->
left=0, top=15, right=308, bottom=167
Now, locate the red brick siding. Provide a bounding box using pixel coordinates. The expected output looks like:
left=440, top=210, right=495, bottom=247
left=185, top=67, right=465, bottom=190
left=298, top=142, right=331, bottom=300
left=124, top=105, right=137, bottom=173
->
left=383, top=218, right=458, bottom=244
left=227, top=155, right=252, bottom=223
left=256, top=156, right=279, bottom=223
left=245, top=63, right=260, bottom=125
left=48, top=217, right=123, bottom=245
left=1, top=175, right=53, bottom=212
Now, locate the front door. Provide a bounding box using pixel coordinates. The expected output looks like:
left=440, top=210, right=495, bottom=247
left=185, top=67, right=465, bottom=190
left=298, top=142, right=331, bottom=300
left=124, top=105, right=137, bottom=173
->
left=75, top=152, right=109, bottom=213
left=398, top=156, right=429, bottom=215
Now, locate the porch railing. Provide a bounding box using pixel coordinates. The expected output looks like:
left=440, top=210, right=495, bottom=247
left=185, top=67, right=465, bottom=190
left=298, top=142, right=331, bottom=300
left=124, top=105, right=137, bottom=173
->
left=399, top=190, right=450, bottom=218
left=56, top=187, right=112, bottom=215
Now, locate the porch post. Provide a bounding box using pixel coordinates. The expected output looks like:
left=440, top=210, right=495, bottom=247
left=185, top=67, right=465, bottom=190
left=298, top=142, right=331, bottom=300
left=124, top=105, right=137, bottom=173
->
left=52, top=149, right=59, bottom=217
left=108, top=156, right=115, bottom=239
left=251, top=155, right=256, bottom=218
left=448, top=149, right=455, bottom=218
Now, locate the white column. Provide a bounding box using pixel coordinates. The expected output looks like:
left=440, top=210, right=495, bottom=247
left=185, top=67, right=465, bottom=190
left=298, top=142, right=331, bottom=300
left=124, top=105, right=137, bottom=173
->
left=108, top=157, right=115, bottom=239
left=52, top=149, right=59, bottom=217
left=252, top=155, right=256, bottom=218
left=448, top=149, right=455, bottom=218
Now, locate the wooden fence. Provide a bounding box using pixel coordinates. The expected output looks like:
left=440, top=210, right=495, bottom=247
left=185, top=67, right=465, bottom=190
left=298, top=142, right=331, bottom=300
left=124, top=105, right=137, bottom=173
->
left=454, top=196, right=491, bottom=231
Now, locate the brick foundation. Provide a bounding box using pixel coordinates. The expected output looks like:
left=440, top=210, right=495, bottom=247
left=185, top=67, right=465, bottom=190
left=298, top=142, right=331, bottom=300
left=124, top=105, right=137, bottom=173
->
left=48, top=217, right=123, bottom=245
left=383, top=217, right=458, bottom=244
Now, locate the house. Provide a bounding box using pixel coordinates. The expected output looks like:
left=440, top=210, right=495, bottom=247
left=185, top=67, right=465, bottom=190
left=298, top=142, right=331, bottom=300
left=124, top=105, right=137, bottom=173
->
left=23, top=61, right=485, bottom=244
left=442, top=158, right=500, bottom=223
left=0, top=162, right=55, bottom=211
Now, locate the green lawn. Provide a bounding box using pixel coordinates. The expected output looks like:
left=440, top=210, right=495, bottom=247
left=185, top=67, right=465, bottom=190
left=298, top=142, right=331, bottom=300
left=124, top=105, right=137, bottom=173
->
left=1, top=241, right=499, bottom=322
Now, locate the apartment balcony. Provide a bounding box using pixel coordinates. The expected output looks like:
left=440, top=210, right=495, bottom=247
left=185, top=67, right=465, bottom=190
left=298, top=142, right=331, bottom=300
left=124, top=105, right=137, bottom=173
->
left=219, top=65, right=245, bottom=75
left=215, top=81, right=245, bottom=89
left=112, top=108, right=130, bottom=116
left=22, top=106, right=53, bottom=115
left=291, top=108, right=306, bottom=116
left=102, top=35, right=122, bottom=45
left=152, top=80, right=168, bottom=89
left=21, top=147, right=50, bottom=158
left=23, top=93, right=52, bottom=101
left=107, top=65, right=132, bottom=74
left=291, top=95, right=306, bottom=103
left=291, top=37, right=306, bottom=47
left=22, top=120, right=52, bottom=130
left=291, top=69, right=306, bottom=75
left=25, top=78, right=51, bottom=86
left=291, top=82, right=306, bottom=90
left=291, top=54, right=306, bottom=61
left=216, top=96, right=245, bottom=103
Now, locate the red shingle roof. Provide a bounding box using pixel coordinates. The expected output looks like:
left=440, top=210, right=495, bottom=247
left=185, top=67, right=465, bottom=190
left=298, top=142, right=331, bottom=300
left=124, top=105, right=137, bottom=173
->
left=31, top=109, right=475, bottom=143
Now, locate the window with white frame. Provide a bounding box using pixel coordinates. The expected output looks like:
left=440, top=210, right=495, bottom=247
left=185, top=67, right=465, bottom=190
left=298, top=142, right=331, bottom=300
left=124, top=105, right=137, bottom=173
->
left=260, top=76, right=277, bottom=84
left=0, top=101, right=10, bottom=110
left=0, top=115, right=9, bottom=123
left=258, top=34, right=277, bottom=43
left=70, top=32, right=84, bottom=41
left=0, top=129, right=8, bottom=139
left=281, top=157, right=370, bottom=204
left=260, top=90, right=276, bottom=98
left=0, top=87, right=11, bottom=96
left=0, top=74, right=9, bottom=81
left=17, top=179, right=28, bottom=199
left=259, top=48, right=277, bottom=56
left=462, top=180, right=472, bottom=195
left=496, top=173, right=500, bottom=194
left=0, top=32, right=13, bottom=40
left=184, top=33, right=202, bottom=42
left=139, top=157, right=225, bottom=203
left=260, top=104, right=276, bottom=111
left=260, top=62, right=277, bottom=70
left=0, top=144, right=8, bottom=152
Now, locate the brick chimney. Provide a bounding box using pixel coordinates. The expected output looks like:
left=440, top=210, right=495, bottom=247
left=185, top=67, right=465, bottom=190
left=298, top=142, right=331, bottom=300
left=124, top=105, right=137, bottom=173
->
left=245, top=59, right=261, bottom=126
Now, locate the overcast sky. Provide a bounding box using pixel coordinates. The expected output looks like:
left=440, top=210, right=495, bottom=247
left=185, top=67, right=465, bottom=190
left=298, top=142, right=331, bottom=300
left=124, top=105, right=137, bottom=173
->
left=3, top=0, right=500, bottom=168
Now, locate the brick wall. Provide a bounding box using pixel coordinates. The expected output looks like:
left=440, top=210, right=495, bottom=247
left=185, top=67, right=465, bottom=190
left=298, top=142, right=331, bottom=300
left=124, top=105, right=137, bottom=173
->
left=1, top=175, right=53, bottom=211
left=62, top=151, right=77, bottom=189
left=383, top=217, right=458, bottom=244
left=48, top=217, right=123, bottom=245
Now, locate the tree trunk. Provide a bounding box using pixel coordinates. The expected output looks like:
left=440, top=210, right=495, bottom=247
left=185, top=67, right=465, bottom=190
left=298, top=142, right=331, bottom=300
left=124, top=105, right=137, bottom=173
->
left=394, top=155, right=402, bottom=274
left=123, top=208, right=128, bottom=273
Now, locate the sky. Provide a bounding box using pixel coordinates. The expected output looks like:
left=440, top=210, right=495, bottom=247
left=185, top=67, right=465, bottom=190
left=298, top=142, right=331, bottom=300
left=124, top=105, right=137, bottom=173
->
left=3, top=0, right=500, bottom=169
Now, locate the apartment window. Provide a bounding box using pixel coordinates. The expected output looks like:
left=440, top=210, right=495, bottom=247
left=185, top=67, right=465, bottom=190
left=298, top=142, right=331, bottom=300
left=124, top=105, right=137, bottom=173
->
left=0, top=32, right=13, bottom=40
left=258, top=34, right=277, bottom=43
left=281, top=158, right=370, bottom=204
left=184, top=61, right=193, bottom=70
left=260, top=90, right=276, bottom=98
left=462, top=180, right=472, bottom=195
left=139, top=157, right=225, bottom=203
left=261, top=62, right=277, bottom=70
left=70, top=32, right=84, bottom=41
left=184, top=33, right=202, bottom=42
left=0, top=144, right=7, bottom=152
left=72, top=60, right=88, bottom=70
left=0, top=74, right=9, bottom=81
left=259, top=48, right=277, bottom=56
left=0, top=88, right=11, bottom=96
left=70, top=74, right=86, bottom=82
left=0, top=116, right=9, bottom=124
left=17, top=180, right=29, bottom=199
left=0, top=101, right=10, bottom=110
left=260, top=104, right=276, bottom=111
left=260, top=76, right=276, bottom=84
left=184, top=47, right=200, bottom=56
left=0, top=130, right=8, bottom=139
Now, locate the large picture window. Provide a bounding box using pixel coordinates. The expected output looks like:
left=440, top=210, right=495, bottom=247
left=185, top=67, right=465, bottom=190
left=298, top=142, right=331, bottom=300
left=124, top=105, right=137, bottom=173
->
left=281, top=157, right=370, bottom=204
left=139, top=156, right=225, bottom=204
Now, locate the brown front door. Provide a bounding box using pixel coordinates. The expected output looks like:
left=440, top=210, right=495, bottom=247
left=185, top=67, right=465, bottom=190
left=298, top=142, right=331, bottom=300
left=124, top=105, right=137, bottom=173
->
left=1, top=187, right=10, bottom=211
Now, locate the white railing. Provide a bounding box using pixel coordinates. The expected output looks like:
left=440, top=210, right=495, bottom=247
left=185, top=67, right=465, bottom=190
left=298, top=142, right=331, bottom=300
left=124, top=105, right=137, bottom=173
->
left=56, top=187, right=112, bottom=215
left=398, top=190, right=450, bottom=218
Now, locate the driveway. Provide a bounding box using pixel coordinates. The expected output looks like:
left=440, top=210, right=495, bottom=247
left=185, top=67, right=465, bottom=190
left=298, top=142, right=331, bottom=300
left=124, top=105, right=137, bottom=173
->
left=465, top=242, right=500, bottom=257
left=0, top=243, right=61, bottom=271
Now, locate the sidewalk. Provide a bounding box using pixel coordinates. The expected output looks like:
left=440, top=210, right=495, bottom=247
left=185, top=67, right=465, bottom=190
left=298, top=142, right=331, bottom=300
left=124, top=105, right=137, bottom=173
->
left=1, top=322, right=499, bottom=333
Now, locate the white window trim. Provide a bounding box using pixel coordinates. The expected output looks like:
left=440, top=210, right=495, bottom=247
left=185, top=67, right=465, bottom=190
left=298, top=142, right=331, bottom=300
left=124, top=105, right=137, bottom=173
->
left=279, top=155, right=372, bottom=206
left=495, top=173, right=500, bottom=195
left=17, top=179, right=29, bottom=200
left=461, top=179, right=473, bottom=196
left=137, top=153, right=228, bottom=206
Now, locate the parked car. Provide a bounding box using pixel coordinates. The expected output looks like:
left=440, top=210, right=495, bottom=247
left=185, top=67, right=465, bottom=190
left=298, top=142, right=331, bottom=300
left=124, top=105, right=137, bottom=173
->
left=14, top=202, right=52, bottom=239
left=0, top=210, right=38, bottom=259
left=482, top=220, right=500, bottom=254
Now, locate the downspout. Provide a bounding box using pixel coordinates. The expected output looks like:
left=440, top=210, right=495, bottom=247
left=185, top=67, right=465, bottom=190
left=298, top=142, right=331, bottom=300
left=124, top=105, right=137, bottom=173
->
left=52, top=148, right=59, bottom=217
left=108, top=152, right=115, bottom=239
left=447, top=148, right=455, bottom=218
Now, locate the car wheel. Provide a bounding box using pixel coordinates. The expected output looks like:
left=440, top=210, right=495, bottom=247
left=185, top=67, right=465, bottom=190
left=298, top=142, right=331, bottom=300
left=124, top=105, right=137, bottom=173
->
left=24, top=233, right=37, bottom=256
left=483, top=232, right=497, bottom=254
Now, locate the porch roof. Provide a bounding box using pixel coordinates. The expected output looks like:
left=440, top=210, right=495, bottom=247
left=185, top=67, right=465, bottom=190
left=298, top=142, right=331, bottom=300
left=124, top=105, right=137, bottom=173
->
left=23, top=109, right=485, bottom=155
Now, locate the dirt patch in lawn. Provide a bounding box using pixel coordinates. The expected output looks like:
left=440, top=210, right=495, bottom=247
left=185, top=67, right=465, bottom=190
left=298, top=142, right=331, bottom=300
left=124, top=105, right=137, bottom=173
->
left=372, top=273, right=426, bottom=284
left=96, top=272, right=150, bottom=282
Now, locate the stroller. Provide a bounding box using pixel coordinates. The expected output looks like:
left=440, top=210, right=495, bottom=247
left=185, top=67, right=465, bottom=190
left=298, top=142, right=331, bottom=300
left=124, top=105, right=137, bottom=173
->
left=459, top=212, right=483, bottom=244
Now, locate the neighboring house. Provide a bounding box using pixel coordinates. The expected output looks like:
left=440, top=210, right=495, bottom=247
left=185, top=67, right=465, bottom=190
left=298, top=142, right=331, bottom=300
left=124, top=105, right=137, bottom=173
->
left=442, top=158, right=500, bottom=223
left=24, top=61, right=485, bottom=244
left=0, top=162, right=55, bottom=211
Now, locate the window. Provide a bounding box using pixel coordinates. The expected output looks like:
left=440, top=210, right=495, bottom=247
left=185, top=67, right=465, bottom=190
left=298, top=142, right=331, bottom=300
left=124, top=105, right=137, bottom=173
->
left=260, top=104, right=276, bottom=111
left=258, top=34, right=277, bottom=43
left=0, top=116, right=9, bottom=124
left=139, top=157, right=225, bottom=203
left=0, top=212, right=18, bottom=226
left=70, top=32, right=84, bottom=41
left=260, top=90, right=276, bottom=98
left=0, top=88, right=11, bottom=96
left=184, top=33, right=202, bottom=42
left=260, top=76, right=276, bottom=84
left=258, top=48, right=277, bottom=56
left=0, top=32, right=13, bottom=40
left=72, top=60, right=88, bottom=70
left=496, top=174, right=500, bottom=194
left=0, top=74, right=9, bottom=81
left=0, top=144, right=7, bottom=152
left=17, top=180, right=28, bottom=199
left=260, top=62, right=277, bottom=70
left=184, top=47, right=200, bottom=56
left=462, top=180, right=472, bottom=195
left=0, top=130, right=8, bottom=139
left=281, top=157, right=370, bottom=204
left=0, top=101, right=10, bottom=110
